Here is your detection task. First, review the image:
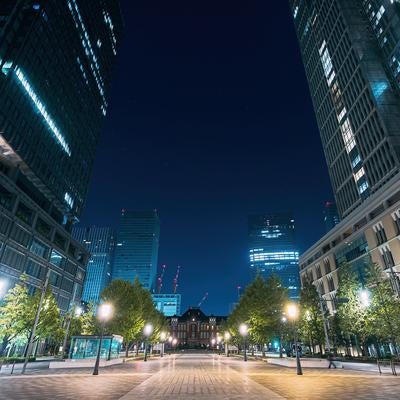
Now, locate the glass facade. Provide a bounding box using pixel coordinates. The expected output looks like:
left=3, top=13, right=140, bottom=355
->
left=69, top=335, right=123, bottom=360
left=112, top=210, right=160, bottom=291
left=248, top=213, right=300, bottom=300
left=0, top=1, right=122, bottom=311
left=323, top=201, right=340, bottom=233
left=290, top=0, right=400, bottom=219
left=73, top=226, right=115, bottom=305
left=152, top=293, right=181, bottom=316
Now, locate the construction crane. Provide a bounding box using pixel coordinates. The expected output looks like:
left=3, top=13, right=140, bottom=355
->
left=198, top=292, right=208, bottom=307
left=157, top=264, right=167, bottom=294
left=173, top=265, right=181, bottom=294
left=237, top=285, right=242, bottom=301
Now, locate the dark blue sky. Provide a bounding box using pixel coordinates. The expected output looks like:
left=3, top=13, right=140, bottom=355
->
left=80, top=0, right=333, bottom=315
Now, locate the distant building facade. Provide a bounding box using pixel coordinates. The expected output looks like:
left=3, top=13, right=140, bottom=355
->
left=112, top=210, right=160, bottom=291
left=73, top=226, right=115, bottom=305
left=291, top=0, right=400, bottom=310
left=323, top=201, right=340, bottom=233
left=167, top=307, right=226, bottom=348
left=0, top=1, right=122, bottom=311
left=248, top=213, right=300, bottom=300
left=152, top=293, right=181, bottom=317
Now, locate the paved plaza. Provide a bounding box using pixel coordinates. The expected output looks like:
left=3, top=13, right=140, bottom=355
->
left=1, top=353, right=400, bottom=399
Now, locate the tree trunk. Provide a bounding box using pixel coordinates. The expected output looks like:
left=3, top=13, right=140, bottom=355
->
left=33, top=340, right=39, bottom=358
left=125, top=342, right=129, bottom=358
left=0, top=336, right=9, bottom=357
left=135, top=341, right=139, bottom=357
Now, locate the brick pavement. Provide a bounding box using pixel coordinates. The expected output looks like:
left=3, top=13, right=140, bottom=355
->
left=227, top=358, right=400, bottom=400
left=120, top=354, right=283, bottom=400
left=1, top=353, right=400, bottom=399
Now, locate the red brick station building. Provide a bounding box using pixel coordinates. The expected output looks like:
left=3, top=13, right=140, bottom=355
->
left=167, top=307, right=226, bottom=349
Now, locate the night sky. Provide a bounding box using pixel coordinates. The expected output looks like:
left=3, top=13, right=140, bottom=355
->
left=80, top=1, right=333, bottom=315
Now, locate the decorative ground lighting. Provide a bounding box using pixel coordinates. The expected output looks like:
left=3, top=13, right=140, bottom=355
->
left=143, top=323, right=153, bottom=362
left=93, top=303, right=113, bottom=375
left=224, top=332, right=231, bottom=357
left=286, top=303, right=302, bottom=376
left=160, top=331, right=167, bottom=357
left=239, top=323, right=248, bottom=362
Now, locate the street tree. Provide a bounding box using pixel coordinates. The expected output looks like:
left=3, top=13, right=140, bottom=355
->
left=298, top=280, right=325, bottom=354
left=335, top=263, right=371, bottom=356
left=366, top=264, right=400, bottom=356
left=0, top=276, right=32, bottom=356
left=0, top=276, right=63, bottom=356
left=226, top=274, right=288, bottom=355
left=100, top=278, right=167, bottom=357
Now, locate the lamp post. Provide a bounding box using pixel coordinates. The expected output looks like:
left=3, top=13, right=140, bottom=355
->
left=280, top=316, right=287, bottom=358
left=172, top=338, right=177, bottom=353
left=143, top=323, right=153, bottom=362
left=217, top=335, right=222, bottom=354
left=224, top=332, right=231, bottom=357
left=211, top=337, right=216, bottom=353
left=0, top=278, right=7, bottom=299
left=93, top=303, right=113, bottom=376
left=160, top=331, right=167, bottom=357
left=61, top=304, right=83, bottom=359
left=22, top=268, right=51, bottom=375
left=239, top=324, right=248, bottom=362
left=359, top=288, right=371, bottom=308
left=287, top=303, right=302, bottom=375
left=168, top=336, right=173, bottom=354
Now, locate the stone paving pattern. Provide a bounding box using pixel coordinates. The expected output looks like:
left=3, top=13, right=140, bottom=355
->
left=1, top=353, right=400, bottom=399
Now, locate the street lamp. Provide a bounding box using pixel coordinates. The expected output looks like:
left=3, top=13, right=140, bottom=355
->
left=160, top=331, right=167, bottom=357
left=172, top=337, right=178, bottom=353
left=224, top=332, right=231, bottom=357
left=359, top=288, right=371, bottom=308
left=280, top=316, right=287, bottom=358
left=287, top=303, right=302, bottom=376
left=0, top=278, right=7, bottom=299
left=61, top=304, right=84, bottom=359
left=216, top=335, right=222, bottom=354
left=143, top=323, right=153, bottom=362
left=93, top=303, right=113, bottom=376
left=168, top=336, right=173, bottom=354
left=239, top=323, right=248, bottom=362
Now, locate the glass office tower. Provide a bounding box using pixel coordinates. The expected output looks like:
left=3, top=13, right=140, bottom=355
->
left=290, top=0, right=400, bottom=219
left=112, top=210, right=160, bottom=291
left=323, top=201, right=340, bottom=233
left=0, top=1, right=122, bottom=311
left=152, top=293, right=181, bottom=317
left=248, top=213, right=300, bottom=300
left=73, top=226, right=115, bottom=305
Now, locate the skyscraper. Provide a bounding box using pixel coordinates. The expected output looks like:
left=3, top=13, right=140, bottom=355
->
left=292, top=1, right=400, bottom=311
left=0, top=1, right=122, bottom=311
left=248, top=214, right=300, bottom=300
left=290, top=0, right=400, bottom=219
left=112, top=210, right=160, bottom=291
left=73, top=226, right=115, bottom=305
left=323, top=201, right=340, bottom=233
left=152, top=293, right=181, bottom=317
